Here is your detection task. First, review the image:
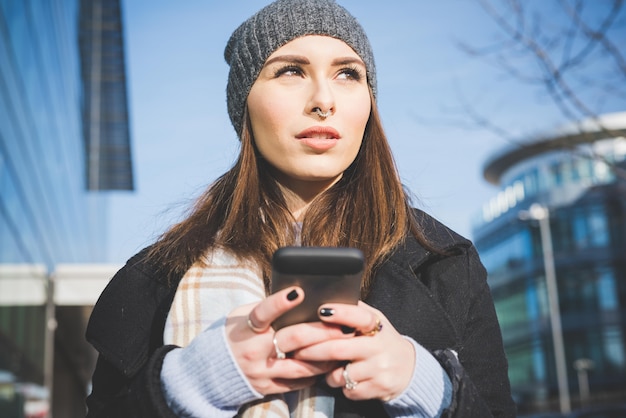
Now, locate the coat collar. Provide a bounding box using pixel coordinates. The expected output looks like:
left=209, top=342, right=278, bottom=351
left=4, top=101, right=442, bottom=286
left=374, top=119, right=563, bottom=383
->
left=365, top=233, right=464, bottom=351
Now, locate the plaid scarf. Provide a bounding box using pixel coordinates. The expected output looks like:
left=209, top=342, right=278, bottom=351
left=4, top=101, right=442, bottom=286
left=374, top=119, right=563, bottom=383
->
left=163, top=247, right=334, bottom=418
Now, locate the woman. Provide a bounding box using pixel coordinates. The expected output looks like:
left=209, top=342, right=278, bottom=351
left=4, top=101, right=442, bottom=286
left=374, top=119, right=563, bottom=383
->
left=85, top=0, right=516, bottom=417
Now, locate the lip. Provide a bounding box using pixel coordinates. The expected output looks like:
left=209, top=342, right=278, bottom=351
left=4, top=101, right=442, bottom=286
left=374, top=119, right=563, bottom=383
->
left=295, top=126, right=341, bottom=152
left=296, top=126, right=340, bottom=139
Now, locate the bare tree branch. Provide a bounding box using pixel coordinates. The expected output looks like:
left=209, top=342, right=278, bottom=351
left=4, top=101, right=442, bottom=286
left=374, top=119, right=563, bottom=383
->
left=451, top=0, right=626, bottom=180
left=459, top=0, right=626, bottom=177
left=559, top=0, right=626, bottom=76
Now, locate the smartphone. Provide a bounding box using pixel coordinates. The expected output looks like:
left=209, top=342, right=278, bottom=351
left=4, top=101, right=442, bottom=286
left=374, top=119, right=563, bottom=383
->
left=270, top=246, right=364, bottom=329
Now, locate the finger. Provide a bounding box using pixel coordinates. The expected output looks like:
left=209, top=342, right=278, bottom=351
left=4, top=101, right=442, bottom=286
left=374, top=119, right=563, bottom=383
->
left=326, top=364, right=347, bottom=388
left=356, top=301, right=384, bottom=336
left=247, top=286, right=303, bottom=332
left=317, top=302, right=385, bottom=336
left=325, top=362, right=373, bottom=400
left=294, top=337, right=371, bottom=362
left=266, top=358, right=340, bottom=378
left=273, top=321, right=355, bottom=354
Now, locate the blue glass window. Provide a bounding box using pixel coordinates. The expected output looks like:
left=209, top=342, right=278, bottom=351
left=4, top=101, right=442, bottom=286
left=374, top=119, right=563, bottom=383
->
left=597, top=269, right=618, bottom=311
left=603, top=326, right=625, bottom=370
left=589, top=207, right=609, bottom=247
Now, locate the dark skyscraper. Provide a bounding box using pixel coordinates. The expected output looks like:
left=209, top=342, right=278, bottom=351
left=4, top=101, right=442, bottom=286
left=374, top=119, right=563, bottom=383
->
left=79, top=0, right=133, bottom=191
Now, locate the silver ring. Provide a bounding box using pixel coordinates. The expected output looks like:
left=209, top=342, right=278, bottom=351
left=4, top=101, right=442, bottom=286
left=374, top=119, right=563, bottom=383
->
left=314, top=107, right=332, bottom=119
left=343, top=362, right=358, bottom=390
left=247, top=316, right=266, bottom=333
left=273, top=333, right=286, bottom=360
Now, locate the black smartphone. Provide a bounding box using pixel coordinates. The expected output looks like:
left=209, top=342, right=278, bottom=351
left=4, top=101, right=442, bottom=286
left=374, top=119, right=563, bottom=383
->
left=270, top=246, right=364, bottom=330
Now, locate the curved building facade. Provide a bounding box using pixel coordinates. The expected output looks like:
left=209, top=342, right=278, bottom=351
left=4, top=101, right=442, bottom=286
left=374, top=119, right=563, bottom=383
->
left=472, top=112, right=626, bottom=412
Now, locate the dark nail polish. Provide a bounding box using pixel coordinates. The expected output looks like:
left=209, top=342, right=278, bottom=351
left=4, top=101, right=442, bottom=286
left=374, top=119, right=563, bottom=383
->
left=287, top=290, right=299, bottom=301
left=341, top=325, right=356, bottom=334
left=319, top=308, right=335, bottom=317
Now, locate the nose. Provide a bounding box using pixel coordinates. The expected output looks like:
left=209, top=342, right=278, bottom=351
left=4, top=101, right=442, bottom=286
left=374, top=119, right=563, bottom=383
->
left=307, top=77, right=335, bottom=119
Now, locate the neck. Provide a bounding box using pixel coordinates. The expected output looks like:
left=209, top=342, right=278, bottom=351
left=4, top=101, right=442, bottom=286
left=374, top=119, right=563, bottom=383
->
left=274, top=175, right=342, bottom=221
left=278, top=183, right=320, bottom=221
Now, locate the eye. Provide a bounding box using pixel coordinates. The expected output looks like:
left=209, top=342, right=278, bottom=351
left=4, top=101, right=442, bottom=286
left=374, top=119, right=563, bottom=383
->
left=274, top=65, right=304, bottom=78
left=337, top=66, right=364, bottom=82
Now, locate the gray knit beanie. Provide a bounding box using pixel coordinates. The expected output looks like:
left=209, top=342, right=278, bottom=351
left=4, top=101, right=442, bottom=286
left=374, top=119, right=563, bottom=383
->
left=224, top=0, right=377, bottom=138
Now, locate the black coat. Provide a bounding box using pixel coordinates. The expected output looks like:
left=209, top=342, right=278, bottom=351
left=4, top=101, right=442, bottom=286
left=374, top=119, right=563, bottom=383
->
left=85, top=211, right=516, bottom=417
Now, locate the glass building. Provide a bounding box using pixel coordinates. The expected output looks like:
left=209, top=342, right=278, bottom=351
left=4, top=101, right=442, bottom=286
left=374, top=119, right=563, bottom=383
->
left=0, top=0, right=131, bottom=416
left=472, top=112, right=626, bottom=413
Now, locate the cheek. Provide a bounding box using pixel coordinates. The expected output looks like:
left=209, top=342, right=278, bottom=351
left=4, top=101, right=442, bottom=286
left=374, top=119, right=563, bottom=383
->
left=248, top=102, right=296, bottom=166
left=346, top=95, right=371, bottom=137
left=248, top=94, right=293, bottom=141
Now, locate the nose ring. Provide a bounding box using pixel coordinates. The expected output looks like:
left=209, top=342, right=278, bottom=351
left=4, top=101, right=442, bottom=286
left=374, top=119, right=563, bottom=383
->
left=313, top=107, right=332, bottom=119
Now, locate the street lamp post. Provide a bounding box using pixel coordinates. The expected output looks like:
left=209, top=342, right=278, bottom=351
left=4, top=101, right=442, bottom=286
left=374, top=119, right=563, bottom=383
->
left=44, top=272, right=56, bottom=414
left=521, top=203, right=571, bottom=413
left=573, top=358, right=594, bottom=406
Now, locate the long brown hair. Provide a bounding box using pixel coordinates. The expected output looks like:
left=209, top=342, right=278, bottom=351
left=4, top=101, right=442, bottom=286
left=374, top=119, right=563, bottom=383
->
left=148, top=90, right=430, bottom=294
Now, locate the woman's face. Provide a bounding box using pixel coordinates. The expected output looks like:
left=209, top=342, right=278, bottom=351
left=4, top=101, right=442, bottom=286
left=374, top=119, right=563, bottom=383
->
left=247, top=35, right=371, bottom=197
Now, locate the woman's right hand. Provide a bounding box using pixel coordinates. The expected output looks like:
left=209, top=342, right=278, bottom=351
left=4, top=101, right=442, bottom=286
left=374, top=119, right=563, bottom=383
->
left=224, top=287, right=349, bottom=395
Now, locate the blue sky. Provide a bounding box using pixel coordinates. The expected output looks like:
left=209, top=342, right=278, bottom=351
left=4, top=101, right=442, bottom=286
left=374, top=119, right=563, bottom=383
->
left=106, top=1, right=615, bottom=262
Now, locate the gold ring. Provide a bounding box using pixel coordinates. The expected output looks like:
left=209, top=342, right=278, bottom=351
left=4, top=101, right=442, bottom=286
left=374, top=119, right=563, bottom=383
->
left=247, top=316, right=267, bottom=333
left=358, top=317, right=383, bottom=337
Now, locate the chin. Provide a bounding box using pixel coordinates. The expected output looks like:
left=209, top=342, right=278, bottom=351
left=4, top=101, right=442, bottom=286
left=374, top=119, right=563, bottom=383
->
left=297, top=173, right=342, bottom=183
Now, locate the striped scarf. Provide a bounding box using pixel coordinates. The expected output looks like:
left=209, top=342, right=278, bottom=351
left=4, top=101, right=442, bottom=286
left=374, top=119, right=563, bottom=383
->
left=163, top=247, right=334, bottom=418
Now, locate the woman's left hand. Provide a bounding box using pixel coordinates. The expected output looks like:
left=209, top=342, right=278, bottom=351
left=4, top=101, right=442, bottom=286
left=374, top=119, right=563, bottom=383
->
left=291, top=301, right=415, bottom=401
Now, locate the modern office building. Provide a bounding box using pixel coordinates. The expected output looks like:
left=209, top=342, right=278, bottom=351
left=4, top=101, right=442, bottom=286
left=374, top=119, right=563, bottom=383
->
left=472, top=112, right=626, bottom=413
left=0, top=0, right=131, bottom=416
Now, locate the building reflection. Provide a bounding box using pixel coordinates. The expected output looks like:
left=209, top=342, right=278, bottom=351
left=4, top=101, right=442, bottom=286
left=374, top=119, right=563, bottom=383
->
left=0, top=0, right=132, bottom=416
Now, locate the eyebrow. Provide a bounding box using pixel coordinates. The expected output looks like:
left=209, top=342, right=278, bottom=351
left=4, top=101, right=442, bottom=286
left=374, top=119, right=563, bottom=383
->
left=332, top=57, right=366, bottom=67
left=263, top=55, right=366, bottom=68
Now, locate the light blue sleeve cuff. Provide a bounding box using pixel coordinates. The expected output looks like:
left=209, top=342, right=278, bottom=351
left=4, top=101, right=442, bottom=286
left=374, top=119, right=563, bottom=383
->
left=383, top=337, right=453, bottom=418
left=160, top=317, right=263, bottom=417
